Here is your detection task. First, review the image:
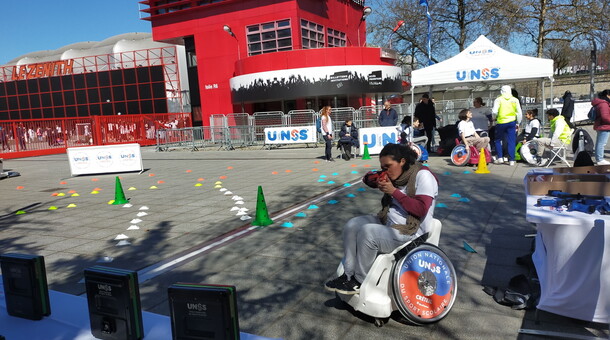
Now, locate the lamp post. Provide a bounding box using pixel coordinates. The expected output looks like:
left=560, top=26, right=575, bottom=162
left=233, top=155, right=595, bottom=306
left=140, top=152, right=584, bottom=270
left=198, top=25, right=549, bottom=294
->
left=223, top=25, right=240, bottom=59
left=358, top=7, right=372, bottom=47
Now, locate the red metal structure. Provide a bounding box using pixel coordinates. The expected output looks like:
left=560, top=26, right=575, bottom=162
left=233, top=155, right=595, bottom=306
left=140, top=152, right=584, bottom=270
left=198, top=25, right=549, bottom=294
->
left=141, top=0, right=403, bottom=126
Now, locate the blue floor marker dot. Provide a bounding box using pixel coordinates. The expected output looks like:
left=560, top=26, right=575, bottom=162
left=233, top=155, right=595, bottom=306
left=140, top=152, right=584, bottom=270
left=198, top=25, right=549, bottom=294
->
left=443, top=171, right=452, bottom=175
left=357, top=188, right=366, bottom=192
left=317, top=179, right=326, bottom=182
left=332, top=172, right=338, bottom=176
left=346, top=193, right=356, bottom=198
left=463, top=170, right=471, bottom=174
left=307, top=205, right=319, bottom=210
left=319, top=175, right=327, bottom=178
left=435, top=203, right=448, bottom=208
left=280, top=222, right=294, bottom=228
left=351, top=170, right=358, bottom=174
left=327, top=181, right=335, bottom=184
left=328, top=200, right=339, bottom=204
left=451, top=193, right=461, bottom=198
left=343, top=183, right=351, bottom=187
left=295, top=212, right=307, bottom=217
left=458, top=197, right=471, bottom=202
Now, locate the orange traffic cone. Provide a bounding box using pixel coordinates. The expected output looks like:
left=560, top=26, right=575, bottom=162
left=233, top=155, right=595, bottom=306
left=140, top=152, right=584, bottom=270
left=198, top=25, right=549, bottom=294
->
left=474, top=148, right=490, bottom=174
left=252, top=186, right=273, bottom=226
left=112, top=176, right=130, bottom=204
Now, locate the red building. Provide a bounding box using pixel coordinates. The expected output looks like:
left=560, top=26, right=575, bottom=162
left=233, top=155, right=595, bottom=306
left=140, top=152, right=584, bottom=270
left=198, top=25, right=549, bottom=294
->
left=141, top=0, right=403, bottom=126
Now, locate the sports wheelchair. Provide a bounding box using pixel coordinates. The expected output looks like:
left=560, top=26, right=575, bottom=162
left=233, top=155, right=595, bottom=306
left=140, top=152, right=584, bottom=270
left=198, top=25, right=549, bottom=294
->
left=450, top=138, right=492, bottom=166
left=334, top=219, right=457, bottom=327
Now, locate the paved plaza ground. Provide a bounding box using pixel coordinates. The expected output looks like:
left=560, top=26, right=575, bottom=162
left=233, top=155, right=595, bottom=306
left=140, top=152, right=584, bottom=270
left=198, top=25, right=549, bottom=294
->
left=1, top=143, right=609, bottom=339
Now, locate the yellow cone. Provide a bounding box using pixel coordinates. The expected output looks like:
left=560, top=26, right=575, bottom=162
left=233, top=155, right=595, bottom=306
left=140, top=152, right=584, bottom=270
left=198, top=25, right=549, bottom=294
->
left=67, top=203, right=77, bottom=208
left=195, top=183, right=203, bottom=187
left=475, top=148, right=491, bottom=174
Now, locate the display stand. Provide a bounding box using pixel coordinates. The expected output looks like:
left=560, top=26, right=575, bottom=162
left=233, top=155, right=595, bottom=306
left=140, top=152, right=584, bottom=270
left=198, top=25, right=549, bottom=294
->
left=524, top=169, right=610, bottom=324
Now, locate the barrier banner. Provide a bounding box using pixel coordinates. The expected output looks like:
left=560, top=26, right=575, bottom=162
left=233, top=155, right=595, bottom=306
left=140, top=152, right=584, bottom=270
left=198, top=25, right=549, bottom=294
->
left=67, top=143, right=143, bottom=176
left=264, top=126, right=316, bottom=145
left=358, top=126, right=400, bottom=155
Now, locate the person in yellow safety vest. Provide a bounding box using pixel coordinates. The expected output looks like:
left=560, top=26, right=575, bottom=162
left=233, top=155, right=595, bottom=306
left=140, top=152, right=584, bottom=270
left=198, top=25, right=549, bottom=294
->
left=534, top=108, right=572, bottom=166
left=492, top=85, right=522, bottom=166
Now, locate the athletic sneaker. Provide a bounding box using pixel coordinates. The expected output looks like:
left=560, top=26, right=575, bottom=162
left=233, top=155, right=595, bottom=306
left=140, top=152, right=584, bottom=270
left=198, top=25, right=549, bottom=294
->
left=494, top=158, right=504, bottom=165
left=324, top=274, right=348, bottom=292
left=537, top=158, right=548, bottom=167
left=597, top=160, right=610, bottom=165
left=509, top=161, right=515, bottom=166
left=335, top=277, right=361, bottom=295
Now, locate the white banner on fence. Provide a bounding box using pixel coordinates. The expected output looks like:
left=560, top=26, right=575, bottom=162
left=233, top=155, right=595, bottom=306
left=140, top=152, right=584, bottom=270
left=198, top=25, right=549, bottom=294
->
left=264, top=126, right=317, bottom=144
left=67, top=143, right=143, bottom=176
left=358, top=126, right=400, bottom=155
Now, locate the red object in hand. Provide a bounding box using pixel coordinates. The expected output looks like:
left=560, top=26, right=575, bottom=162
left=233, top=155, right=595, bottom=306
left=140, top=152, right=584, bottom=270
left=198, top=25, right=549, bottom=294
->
left=379, top=171, right=388, bottom=181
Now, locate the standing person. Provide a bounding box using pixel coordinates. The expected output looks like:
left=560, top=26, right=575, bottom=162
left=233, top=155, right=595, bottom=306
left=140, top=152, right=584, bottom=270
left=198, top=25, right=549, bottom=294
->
left=378, top=101, right=398, bottom=127
left=324, top=143, right=438, bottom=294
left=492, top=85, right=522, bottom=166
left=457, top=109, right=490, bottom=151
left=414, top=93, right=436, bottom=153
left=469, top=97, right=493, bottom=136
left=17, top=124, right=27, bottom=150
left=592, top=89, right=610, bottom=165
left=0, top=126, right=9, bottom=151
left=320, top=106, right=334, bottom=162
left=534, top=109, right=572, bottom=166
left=561, top=90, right=575, bottom=129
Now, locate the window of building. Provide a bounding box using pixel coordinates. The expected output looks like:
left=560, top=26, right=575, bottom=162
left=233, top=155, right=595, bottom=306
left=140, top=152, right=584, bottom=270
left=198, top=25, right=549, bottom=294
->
left=247, top=20, right=292, bottom=56
left=327, top=28, right=346, bottom=47
left=301, top=20, right=324, bottom=49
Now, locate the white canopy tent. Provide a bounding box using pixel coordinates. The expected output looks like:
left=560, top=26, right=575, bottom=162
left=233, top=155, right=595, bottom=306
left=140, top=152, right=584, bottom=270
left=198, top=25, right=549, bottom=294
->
left=410, top=35, right=555, bottom=120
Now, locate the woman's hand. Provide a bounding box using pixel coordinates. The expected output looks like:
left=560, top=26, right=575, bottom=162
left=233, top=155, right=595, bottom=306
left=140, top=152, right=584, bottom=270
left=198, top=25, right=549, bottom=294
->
left=377, top=176, right=396, bottom=195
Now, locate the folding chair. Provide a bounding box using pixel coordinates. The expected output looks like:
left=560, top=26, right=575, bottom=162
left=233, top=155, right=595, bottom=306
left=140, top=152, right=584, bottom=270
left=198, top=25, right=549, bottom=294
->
left=545, top=141, right=571, bottom=168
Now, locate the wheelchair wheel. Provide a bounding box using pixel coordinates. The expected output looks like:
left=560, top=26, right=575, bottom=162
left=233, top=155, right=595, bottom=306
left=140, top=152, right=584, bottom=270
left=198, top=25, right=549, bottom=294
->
left=450, top=144, right=470, bottom=166
left=391, top=244, right=457, bottom=325
left=408, top=143, right=422, bottom=161
left=520, top=141, right=538, bottom=165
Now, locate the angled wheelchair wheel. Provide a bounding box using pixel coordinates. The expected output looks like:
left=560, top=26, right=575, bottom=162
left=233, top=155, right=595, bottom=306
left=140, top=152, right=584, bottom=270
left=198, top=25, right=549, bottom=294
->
left=408, top=143, right=422, bottom=161
left=520, top=141, right=538, bottom=165
left=450, top=144, right=470, bottom=166
left=391, top=244, right=457, bottom=325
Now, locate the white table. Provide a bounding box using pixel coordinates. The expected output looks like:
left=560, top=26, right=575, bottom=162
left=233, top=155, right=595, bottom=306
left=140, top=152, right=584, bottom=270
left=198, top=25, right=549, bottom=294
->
left=526, top=195, right=610, bottom=323
left=0, top=279, right=278, bottom=340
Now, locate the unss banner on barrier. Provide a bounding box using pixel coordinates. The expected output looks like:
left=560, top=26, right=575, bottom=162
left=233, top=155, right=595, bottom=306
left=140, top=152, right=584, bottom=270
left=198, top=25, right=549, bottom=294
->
left=264, top=126, right=317, bottom=145
left=358, top=126, right=400, bottom=155
left=67, top=143, right=143, bottom=176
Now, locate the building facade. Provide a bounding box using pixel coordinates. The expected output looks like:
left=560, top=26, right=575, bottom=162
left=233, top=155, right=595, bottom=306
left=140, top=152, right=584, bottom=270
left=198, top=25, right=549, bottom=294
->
left=141, top=0, right=403, bottom=126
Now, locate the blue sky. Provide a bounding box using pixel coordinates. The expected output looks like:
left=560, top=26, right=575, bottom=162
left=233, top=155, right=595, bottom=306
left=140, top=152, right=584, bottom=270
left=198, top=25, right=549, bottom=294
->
left=0, top=1, right=151, bottom=65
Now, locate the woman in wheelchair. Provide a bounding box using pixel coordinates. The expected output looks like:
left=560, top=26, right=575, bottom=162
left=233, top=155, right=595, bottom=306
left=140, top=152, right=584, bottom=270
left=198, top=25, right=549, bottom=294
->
left=534, top=108, right=572, bottom=166
left=337, top=119, right=358, bottom=160
left=457, top=109, right=490, bottom=152
left=325, top=143, right=438, bottom=295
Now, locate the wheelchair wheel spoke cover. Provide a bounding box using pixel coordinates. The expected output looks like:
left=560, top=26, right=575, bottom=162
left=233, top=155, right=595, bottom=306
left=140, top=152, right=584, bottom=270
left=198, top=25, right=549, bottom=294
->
left=520, top=141, right=538, bottom=165
left=391, top=244, right=457, bottom=324
left=409, top=143, right=422, bottom=161
left=451, top=144, right=470, bottom=166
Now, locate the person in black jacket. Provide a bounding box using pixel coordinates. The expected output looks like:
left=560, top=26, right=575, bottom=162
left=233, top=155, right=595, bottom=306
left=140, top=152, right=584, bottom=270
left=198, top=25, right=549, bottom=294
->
left=414, top=94, right=436, bottom=152
left=338, top=119, right=358, bottom=160
left=561, top=90, right=575, bottom=129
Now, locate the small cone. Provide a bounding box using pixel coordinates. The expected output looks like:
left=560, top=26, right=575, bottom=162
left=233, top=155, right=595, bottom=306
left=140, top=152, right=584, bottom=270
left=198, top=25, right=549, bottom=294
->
left=474, top=148, right=490, bottom=174
left=251, top=186, right=274, bottom=226
left=112, top=176, right=130, bottom=205
left=362, top=143, right=371, bottom=160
